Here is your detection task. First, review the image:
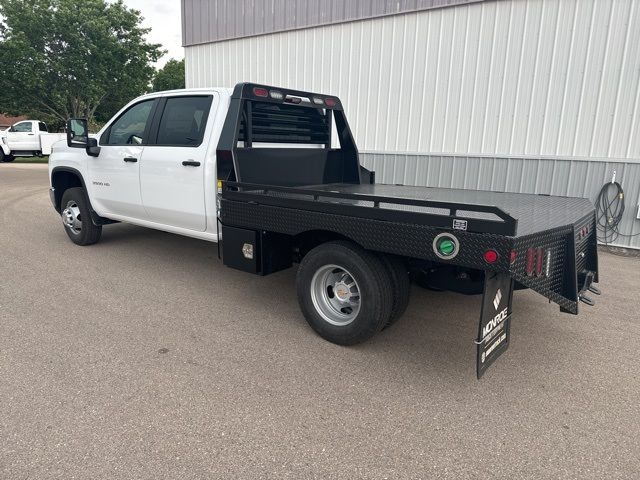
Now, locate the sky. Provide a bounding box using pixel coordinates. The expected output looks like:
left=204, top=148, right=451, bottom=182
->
left=121, top=0, right=184, bottom=67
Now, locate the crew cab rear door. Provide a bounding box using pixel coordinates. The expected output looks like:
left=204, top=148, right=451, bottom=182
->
left=139, top=94, right=214, bottom=231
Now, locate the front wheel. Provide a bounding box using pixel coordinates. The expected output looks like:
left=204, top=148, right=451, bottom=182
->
left=296, top=241, right=393, bottom=345
left=0, top=150, right=14, bottom=162
left=60, top=187, right=102, bottom=245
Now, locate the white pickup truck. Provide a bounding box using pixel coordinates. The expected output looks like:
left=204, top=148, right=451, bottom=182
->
left=0, top=120, right=66, bottom=162
left=49, top=84, right=600, bottom=378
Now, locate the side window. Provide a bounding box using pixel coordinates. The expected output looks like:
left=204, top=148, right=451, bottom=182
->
left=155, top=96, right=212, bottom=146
left=39, top=122, right=48, bottom=132
left=13, top=122, right=33, bottom=133
left=105, top=100, right=154, bottom=145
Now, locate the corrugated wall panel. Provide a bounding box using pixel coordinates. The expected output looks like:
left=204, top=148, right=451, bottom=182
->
left=185, top=0, right=640, bottom=247
left=186, top=0, right=640, bottom=160
left=182, top=0, right=486, bottom=46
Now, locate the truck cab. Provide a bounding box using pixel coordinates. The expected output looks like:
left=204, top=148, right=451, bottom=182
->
left=49, top=88, right=231, bottom=241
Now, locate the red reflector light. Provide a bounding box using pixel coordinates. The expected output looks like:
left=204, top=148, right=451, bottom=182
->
left=510, top=250, right=517, bottom=264
left=253, top=87, right=268, bottom=97
left=325, top=98, right=337, bottom=107
left=484, top=250, right=498, bottom=264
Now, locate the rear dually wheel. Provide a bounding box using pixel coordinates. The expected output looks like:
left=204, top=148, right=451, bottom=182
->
left=296, top=240, right=393, bottom=345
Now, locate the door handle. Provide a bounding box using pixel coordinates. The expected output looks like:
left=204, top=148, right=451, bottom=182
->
left=182, top=161, right=201, bottom=167
left=123, top=157, right=138, bottom=163
left=28, top=133, right=35, bottom=136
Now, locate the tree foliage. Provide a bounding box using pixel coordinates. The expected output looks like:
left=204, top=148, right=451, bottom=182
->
left=152, top=59, right=185, bottom=92
left=0, top=0, right=165, bottom=124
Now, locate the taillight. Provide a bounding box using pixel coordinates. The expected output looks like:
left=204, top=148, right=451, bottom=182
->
left=253, top=87, right=268, bottom=97
left=536, top=248, right=544, bottom=276
left=525, top=247, right=548, bottom=277
left=312, top=97, right=325, bottom=105
left=269, top=90, right=284, bottom=100
left=526, top=248, right=535, bottom=276
left=578, top=225, right=590, bottom=240
left=325, top=98, right=337, bottom=107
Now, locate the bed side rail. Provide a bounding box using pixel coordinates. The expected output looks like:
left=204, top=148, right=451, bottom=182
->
left=221, top=181, right=518, bottom=236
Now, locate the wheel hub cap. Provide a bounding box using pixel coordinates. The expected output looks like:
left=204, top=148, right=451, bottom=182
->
left=62, top=201, right=82, bottom=234
left=334, top=282, right=351, bottom=301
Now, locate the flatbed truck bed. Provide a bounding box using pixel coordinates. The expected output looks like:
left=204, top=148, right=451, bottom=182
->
left=216, top=83, right=600, bottom=378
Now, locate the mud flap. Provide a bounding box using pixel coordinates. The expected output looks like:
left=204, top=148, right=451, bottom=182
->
left=476, top=272, right=514, bottom=379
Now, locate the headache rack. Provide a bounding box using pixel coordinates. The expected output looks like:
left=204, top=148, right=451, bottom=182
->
left=221, top=181, right=519, bottom=236
left=238, top=101, right=332, bottom=145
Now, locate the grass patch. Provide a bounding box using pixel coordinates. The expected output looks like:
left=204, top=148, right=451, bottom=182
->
left=12, top=156, right=49, bottom=164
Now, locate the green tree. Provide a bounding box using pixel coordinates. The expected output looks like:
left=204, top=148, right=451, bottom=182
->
left=152, top=59, right=185, bottom=92
left=0, top=0, right=165, bottom=124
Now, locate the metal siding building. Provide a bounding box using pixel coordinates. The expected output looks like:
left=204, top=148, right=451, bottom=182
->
left=182, top=0, right=640, bottom=248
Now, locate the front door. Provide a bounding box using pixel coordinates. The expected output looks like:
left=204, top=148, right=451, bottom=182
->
left=88, top=99, right=156, bottom=219
left=7, top=121, right=39, bottom=151
left=140, top=95, right=214, bottom=231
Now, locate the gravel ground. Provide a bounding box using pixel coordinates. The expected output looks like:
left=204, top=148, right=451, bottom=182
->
left=1, top=164, right=639, bottom=479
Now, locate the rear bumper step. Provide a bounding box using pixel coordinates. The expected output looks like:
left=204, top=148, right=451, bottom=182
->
left=578, top=271, right=599, bottom=306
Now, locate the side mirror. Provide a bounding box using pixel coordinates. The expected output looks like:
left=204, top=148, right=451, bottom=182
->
left=66, top=118, right=100, bottom=157
left=67, top=118, right=89, bottom=148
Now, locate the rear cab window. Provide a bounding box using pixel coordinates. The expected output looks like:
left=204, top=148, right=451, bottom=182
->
left=152, top=96, right=213, bottom=147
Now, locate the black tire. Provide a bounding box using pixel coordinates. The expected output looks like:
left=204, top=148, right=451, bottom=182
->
left=378, top=254, right=411, bottom=328
left=296, top=240, right=393, bottom=345
left=0, top=150, right=15, bottom=163
left=60, top=187, right=102, bottom=246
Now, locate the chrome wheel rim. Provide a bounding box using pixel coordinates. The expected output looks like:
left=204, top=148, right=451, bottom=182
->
left=310, top=264, right=361, bottom=326
left=62, top=200, right=82, bottom=234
